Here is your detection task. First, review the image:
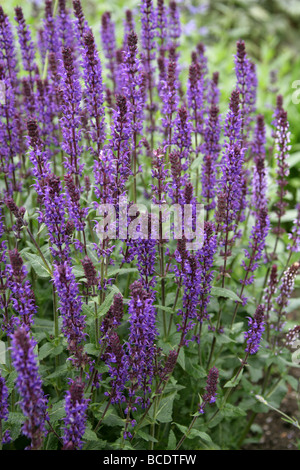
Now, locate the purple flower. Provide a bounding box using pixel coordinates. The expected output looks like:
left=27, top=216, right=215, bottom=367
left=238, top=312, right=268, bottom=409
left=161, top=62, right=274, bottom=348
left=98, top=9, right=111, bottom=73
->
left=172, top=106, right=193, bottom=168
left=123, top=10, right=135, bottom=48
left=100, top=294, right=124, bottom=339
left=263, top=264, right=278, bottom=323
left=105, top=94, right=132, bottom=200
left=244, top=305, right=265, bottom=355
left=14, top=7, right=36, bottom=82
left=0, top=6, right=18, bottom=84
left=122, top=31, right=146, bottom=138
left=274, top=262, right=300, bottom=331
left=53, top=261, right=88, bottom=368
left=273, top=108, right=291, bottom=235
left=73, top=0, right=89, bottom=45
left=57, top=0, right=76, bottom=52
left=140, top=0, right=156, bottom=67
left=160, top=59, right=179, bottom=146
left=198, top=367, right=219, bottom=414
left=196, top=222, right=217, bottom=323
left=126, top=281, right=158, bottom=407
left=10, top=327, right=48, bottom=450
left=58, top=47, right=83, bottom=178
left=155, top=0, right=168, bottom=54
left=234, top=40, right=257, bottom=144
left=125, top=213, right=157, bottom=293
left=207, top=71, right=220, bottom=107
left=251, top=115, right=268, bottom=214
left=64, top=174, right=88, bottom=233
left=26, top=118, right=51, bottom=193
left=287, top=204, right=300, bottom=253
left=42, top=0, right=61, bottom=60
left=100, top=12, right=117, bottom=94
left=103, top=332, right=127, bottom=404
left=0, top=66, right=21, bottom=194
left=240, top=207, right=270, bottom=290
left=0, top=372, right=9, bottom=422
left=82, top=29, right=106, bottom=154
left=187, top=61, right=204, bottom=148
left=40, top=173, right=72, bottom=261
left=62, top=377, right=89, bottom=450
left=201, top=104, right=221, bottom=211
left=8, top=248, right=37, bottom=330
left=168, top=1, right=181, bottom=49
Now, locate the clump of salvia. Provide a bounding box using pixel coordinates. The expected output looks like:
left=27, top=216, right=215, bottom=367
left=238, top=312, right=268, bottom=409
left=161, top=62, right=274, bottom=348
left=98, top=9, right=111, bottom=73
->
left=0, top=0, right=298, bottom=451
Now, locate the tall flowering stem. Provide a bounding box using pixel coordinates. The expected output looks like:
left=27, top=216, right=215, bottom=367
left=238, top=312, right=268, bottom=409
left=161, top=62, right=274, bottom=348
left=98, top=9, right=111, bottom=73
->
left=62, top=377, right=89, bottom=450
left=272, top=108, right=290, bottom=255
left=53, top=261, right=88, bottom=369
left=122, top=31, right=146, bottom=202
left=201, top=104, right=221, bottom=215
left=140, top=0, right=156, bottom=149
left=11, top=327, right=48, bottom=450
left=176, top=367, right=219, bottom=450
left=14, top=6, right=36, bottom=88
left=100, top=12, right=117, bottom=95
left=59, top=46, right=83, bottom=182
left=82, top=29, right=106, bottom=156
left=123, top=281, right=158, bottom=438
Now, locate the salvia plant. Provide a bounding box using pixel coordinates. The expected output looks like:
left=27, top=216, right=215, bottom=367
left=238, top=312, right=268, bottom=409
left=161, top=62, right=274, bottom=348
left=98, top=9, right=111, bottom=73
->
left=0, top=0, right=299, bottom=451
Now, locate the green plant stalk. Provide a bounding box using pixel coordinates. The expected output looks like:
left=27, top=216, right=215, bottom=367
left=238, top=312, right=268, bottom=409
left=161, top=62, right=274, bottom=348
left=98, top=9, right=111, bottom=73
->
left=176, top=353, right=249, bottom=450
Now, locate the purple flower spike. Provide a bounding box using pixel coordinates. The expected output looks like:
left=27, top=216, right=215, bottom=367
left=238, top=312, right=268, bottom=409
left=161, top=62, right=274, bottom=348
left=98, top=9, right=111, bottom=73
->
left=82, top=29, right=106, bottom=154
left=251, top=115, right=268, bottom=214
left=0, top=372, right=9, bottom=422
left=287, top=204, right=300, bottom=253
left=201, top=104, right=221, bottom=211
left=198, top=366, right=219, bottom=414
left=62, top=377, right=89, bottom=450
left=14, top=7, right=36, bottom=82
left=59, top=46, right=83, bottom=179
left=234, top=40, right=257, bottom=144
left=244, top=305, right=265, bottom=355
left=11, top=327, right=48, bottom=450
left=100, top=11, right=117, bottom=93
left=53, top=261, right=88, bottom=368
left=126, top=281, right=158, bottom=407
left=8, top=248, right=37, bottom=330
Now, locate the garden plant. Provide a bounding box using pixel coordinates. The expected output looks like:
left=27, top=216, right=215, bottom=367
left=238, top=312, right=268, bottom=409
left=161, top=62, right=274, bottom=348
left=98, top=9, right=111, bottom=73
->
left=0, top=0, right=299, bottom=451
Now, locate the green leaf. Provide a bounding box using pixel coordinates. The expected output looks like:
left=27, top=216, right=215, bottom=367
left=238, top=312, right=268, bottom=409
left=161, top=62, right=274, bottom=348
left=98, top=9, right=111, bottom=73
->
left=154, top=305, right=175, bottom=315
left=0, top=341, right=6, bottom=364
left=107, top=267, right=138, bottom=277
left=149, top=391, right=177, bottom=423
left=221, top=403, right=246, bottom=417
left=174, top=423, right=212, bottom=443
left=136, top=429, right=158, bottom=443
left=98, top=288, right=122, bottom=318
left=211, top=287, right=242, bottom=303
left=38, top=342, right=63, bottom=361
left=224, top=368, right=244, bottom=388
left=24, top=252, right=51, bottom=278
left=167, top=429, right=177, bottom=450
left=48, top=400, right=66, bottom=422
left=190, top=155, right=202, bottom=171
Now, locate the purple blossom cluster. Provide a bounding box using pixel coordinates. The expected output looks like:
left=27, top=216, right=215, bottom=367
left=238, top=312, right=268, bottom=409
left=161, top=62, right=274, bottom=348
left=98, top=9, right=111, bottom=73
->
left=62, top=377, right=89, bottom=450
left=244, top=305, right=265, bottom=355
left=198, top=366, right=219, bottom=414
left=10, top=327, right=48, bottom=450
